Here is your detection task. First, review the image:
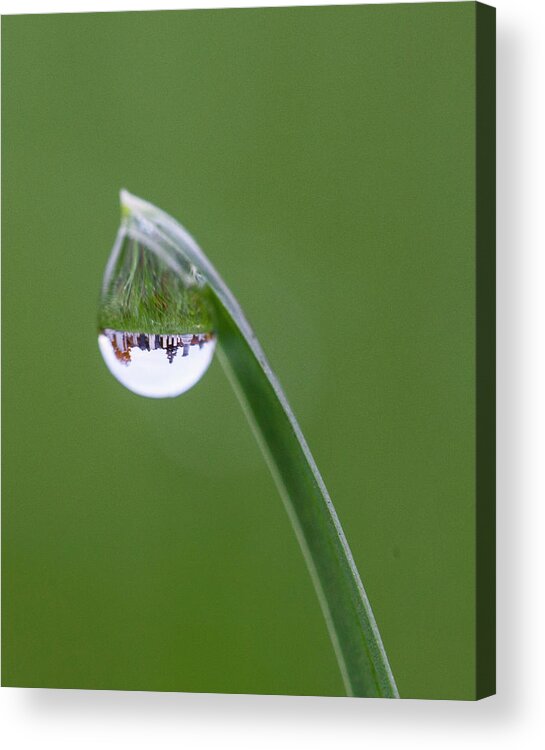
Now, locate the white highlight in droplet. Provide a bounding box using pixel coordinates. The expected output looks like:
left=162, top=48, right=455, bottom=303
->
left=98, top=331, right=216, bottom=398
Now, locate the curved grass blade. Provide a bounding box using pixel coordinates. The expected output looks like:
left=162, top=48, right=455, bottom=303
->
left=117, top=189, right=399, bottom=698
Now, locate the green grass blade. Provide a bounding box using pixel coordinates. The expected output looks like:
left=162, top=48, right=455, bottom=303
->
left=119, top=190, right=399, bottom=698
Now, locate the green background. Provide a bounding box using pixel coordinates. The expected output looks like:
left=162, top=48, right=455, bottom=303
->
left=2, top=3, right=479, bottom=699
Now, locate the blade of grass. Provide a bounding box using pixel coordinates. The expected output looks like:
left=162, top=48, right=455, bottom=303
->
left=118, top=189, right=399, bottom=698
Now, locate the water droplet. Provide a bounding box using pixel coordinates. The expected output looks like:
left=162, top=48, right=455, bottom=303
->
left=98, top=201, right=217, bottom=398
left=98, top=329, right=216, bottom=398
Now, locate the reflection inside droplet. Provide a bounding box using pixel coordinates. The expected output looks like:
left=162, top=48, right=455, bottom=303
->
left=98, top=329, right=216, bottom=398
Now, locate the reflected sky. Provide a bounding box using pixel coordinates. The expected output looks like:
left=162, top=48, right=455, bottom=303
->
left=98, top=330, right=216, bottom=398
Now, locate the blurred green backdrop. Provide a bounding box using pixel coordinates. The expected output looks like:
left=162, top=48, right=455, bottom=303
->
left=2, top=3, right=478, bottom=699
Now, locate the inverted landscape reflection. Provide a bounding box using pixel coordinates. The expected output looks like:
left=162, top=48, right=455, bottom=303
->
left=98, top=329, right=216, bottom=398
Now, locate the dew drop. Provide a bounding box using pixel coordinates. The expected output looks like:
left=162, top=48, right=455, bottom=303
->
left=98, top=202, right=217, bottom=398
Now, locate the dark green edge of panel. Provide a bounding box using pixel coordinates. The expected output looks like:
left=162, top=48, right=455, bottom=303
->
left=475, top=1, right=496, bottom=700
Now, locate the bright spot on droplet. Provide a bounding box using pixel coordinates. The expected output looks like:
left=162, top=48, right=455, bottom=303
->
left=98, top=330, right=216, bottom=398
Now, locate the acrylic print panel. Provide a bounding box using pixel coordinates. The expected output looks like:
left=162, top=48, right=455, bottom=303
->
left=1, top=2, right=496, bottom=700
